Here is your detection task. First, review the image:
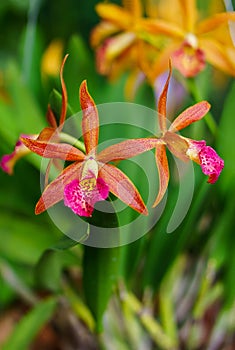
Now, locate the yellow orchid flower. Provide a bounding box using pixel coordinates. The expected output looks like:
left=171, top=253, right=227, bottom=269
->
left=142, top=0, right=235, bottom=79
left=91, top=0, right=162, bottom=98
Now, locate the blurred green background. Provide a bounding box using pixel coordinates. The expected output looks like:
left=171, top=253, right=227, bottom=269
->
left=0, top=1, right=235, bottom=349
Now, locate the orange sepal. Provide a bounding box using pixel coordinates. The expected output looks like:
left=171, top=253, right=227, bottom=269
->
left=99, top=163, right=148, bottom=215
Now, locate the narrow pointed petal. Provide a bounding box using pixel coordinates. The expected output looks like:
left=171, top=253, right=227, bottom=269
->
left=80, top=80, right=99, bottom=154
left=59, top=54, right=68, bottom=127
left=152, top=145, right=169, bottom=207
left=200, top=38, right=235, bottom=76
left=197, top=12, right=235, bottom=35
left=35, top=161, right=82, bottom=214
left=95, top=3, right=132, bottom=29
left=99, top=164, right=148, bottom=215
left=46, top=104, right=57, bottom=128
left=169, top=101, right=211, bottom=132
left=20, top=138, right=85, bottom=161
left=157, top=62, right=172, bottom=132
left=97, top=138, right=163, bottom=163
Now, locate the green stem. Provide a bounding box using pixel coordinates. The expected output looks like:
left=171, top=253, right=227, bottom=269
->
left=187, top=77, right=218, bottom=137
left=59, top=132, right=86, bottom=153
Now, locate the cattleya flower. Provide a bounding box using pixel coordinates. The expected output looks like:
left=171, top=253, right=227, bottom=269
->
left=91, top=0, right=161, bottom=98
left=153, top=65, right=224, bottom=206
left=142, top=0, right=235, bottom=78
left=20, top=80, right=162, bottom=217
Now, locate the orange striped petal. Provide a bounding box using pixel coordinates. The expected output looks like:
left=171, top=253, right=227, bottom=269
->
left=152, top=144, right=169, bottom=207
left=35, top=161, right=82, bottom=214
left=99, top=163, right=148, bottom=215
left=169, top=101, right=211, bottom=132
left=97, top=138, right=163, bottom=163
left=80, top=80, right=99, bottom=154
left=157, top=62, right=172, bottom=132
left=20, top=138, right=85, bottom=161
left=197, top=12, right=235, bottom=35
left=95, top=3, right=132, bottom=29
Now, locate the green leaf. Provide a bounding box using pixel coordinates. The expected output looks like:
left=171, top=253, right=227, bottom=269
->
left=217, top=81, right=235, bottom=194
left=35, top=236, right=81, bottom=291
left=2, top=297, right=57, bottom=350
left=82, top=203, right=120, bottom=333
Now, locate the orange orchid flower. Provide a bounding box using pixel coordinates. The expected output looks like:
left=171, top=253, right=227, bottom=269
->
left=21, top=80, right=162, bottom=217
left=153, top=64, right=224, bottom=206
left=142, top=0, right=235, bottom=78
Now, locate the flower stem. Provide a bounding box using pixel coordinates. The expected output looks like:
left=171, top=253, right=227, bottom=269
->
left=59, top=132, right=86, bottom=153
left=187, top=77, right=217, bottom=137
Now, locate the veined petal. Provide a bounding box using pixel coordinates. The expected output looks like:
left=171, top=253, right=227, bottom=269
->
left=152, top=144, right=169, bottom=207
left=35, top=161, right=82, bottom=214
left=97, top=138, right=163, bottom=163
left=80, top=80, right=99, bottom=154
left=95, top=3, right=133, bottom=29
left=197, top=12, right=235, bottom=35
left=99, top=163, right=148, bottom=215
left=169, top=101, right=211, bottom=132
left=157, top=62, right=172, bottom=132
left=37, top=127, right=58, bottom=141
left=20, top=138, right=85, bottom=161
left=200, top=38, right=235, bottom=76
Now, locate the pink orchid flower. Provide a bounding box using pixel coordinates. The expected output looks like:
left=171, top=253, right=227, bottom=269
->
left=153, top=64, right=224, bottom=207
left=21, top=80, right=162, bottom=217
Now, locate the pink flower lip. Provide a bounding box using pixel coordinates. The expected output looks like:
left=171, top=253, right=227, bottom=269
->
left=64, top=177, right=109, bottom=217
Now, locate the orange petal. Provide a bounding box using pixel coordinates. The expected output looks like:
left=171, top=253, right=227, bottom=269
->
left=35, top=161, right=82, bottom=214
left=157, top=62, right=172, bottom=132
left=152, top=144, right=169, bottom=207
left=99, top=163, right=148, bottom=215
left=95, top=3, right=132, bottom=29
left=20, top=138, right=85, bottom=161
left=97, top=138, right=163, bottom=163
left=37, top=127, right=58, bottom=141
left=59, top=54, right=69, bottom=127
left=169, top=101, right=211, bottom=132
left=46, top=104, right=57, bottom=128
left=80, top=80, right=99, bottom=154
left=197, top=12, right=235, bottom=35
left=200, top=38, right=235, bottom=76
